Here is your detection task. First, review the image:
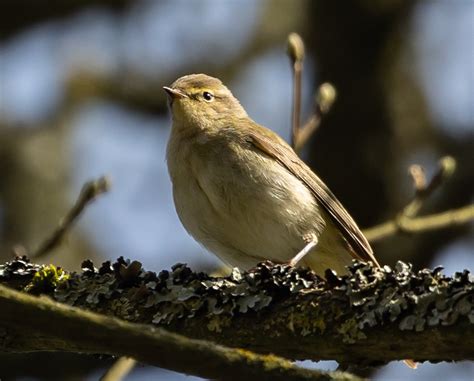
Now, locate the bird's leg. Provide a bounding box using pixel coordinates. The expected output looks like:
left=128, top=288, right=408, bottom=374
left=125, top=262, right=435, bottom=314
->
left=289, top=236, right=318, bottom=267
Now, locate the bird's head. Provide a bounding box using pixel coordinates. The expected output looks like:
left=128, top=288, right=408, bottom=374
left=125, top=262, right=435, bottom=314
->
left=163, top=74, right=248, bottom=130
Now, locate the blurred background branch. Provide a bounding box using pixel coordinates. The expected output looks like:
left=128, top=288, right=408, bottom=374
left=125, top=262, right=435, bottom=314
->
left=100, top=357, right=137, bottom=381
left=364, top=156, right=474, bottom=242
left=32, top=176, right=110, bottom=259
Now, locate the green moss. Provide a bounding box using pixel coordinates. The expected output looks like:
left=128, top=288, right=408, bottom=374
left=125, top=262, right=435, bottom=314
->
left=337, top=318, right=367, bottom=344
left=25, top=265, right=69, bottom=294
left=286, top=304, right=327, bottom=336
left=233, top=348, right=292, bottom=370
left=207, top=315, right=231, bottom=333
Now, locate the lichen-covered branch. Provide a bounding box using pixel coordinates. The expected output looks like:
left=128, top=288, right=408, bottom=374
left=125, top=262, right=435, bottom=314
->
left=1, top=257, right=472, bottom=367
left=0, top=284, right=358, bottom=381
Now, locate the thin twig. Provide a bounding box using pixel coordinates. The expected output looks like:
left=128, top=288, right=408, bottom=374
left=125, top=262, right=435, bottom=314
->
left=363, top=156, right=473, bottom=242
left=402, top=156, right=456, bottom=218
left=287, top=33, right=337, bottom=155
left=287, top=33, right=304, bottom=149
left=408, top=164, right=426, bottom=192
left=294, top=83, right=336, bottom=154
left=100, top=357, right=137, bottom=381
left=292, top=63, right=302, bottom=148
left=31, top=176, right=111, bottom=259
left=364, top=204, right=474, bottom=242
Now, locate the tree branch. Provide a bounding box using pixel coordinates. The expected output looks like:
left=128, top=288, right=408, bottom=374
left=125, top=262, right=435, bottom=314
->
left=31, top=176, right=110, bottom=259
left=294, top=83, right=336, bottom=154
left=100, top=357, right=136, bottom=381
left=288, top=33, right=304, bottom=149
left=364, top=156, right=474, bottom=242
left=287, top=32, right=336, bottom=155
left=364, top=204, right=474, bottom=242
left=0, top=282, right=360, bottom=381
left=1, top=257, right=472, bottom=367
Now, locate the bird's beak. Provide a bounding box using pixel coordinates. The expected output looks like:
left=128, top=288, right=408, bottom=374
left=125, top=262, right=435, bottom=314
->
left=163, top=86, right=188, bottom=99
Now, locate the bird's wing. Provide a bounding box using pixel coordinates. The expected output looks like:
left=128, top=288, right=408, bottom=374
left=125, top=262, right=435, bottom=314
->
left=246, top=126, right=379, bottom=266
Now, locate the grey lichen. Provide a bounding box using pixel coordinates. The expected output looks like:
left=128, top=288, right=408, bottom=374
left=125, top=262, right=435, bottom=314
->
left=0, top=256, right=42, bottom=286
left=343, top=261, right=473, bottom=335
left=141, top=261, right=319, bottom=326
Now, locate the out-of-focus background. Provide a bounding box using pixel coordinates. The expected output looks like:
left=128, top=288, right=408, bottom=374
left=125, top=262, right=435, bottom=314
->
left=0, top=0, right=472, bottom=380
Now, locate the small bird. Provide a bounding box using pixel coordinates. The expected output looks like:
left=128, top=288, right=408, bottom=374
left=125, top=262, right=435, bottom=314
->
left=164, top=73, right=379, bottom=276
left=165, top=76, right=418, bottom=369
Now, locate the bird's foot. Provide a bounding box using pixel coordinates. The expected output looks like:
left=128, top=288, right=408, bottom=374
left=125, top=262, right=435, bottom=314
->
left=288, top=237, right=318, bottom=267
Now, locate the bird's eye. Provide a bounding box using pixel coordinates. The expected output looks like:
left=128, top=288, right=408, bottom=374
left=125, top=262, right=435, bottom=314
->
left=202, top=91, right=214, bottom=102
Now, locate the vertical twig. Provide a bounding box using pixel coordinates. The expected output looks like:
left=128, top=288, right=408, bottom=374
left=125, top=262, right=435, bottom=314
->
left=287, top=33, right=305, bottom=149
left=287, top=33, right=337, bottom=155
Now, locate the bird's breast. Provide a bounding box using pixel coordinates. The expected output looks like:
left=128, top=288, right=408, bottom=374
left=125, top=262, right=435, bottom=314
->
left=166, top=129, right=329, bottom=267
